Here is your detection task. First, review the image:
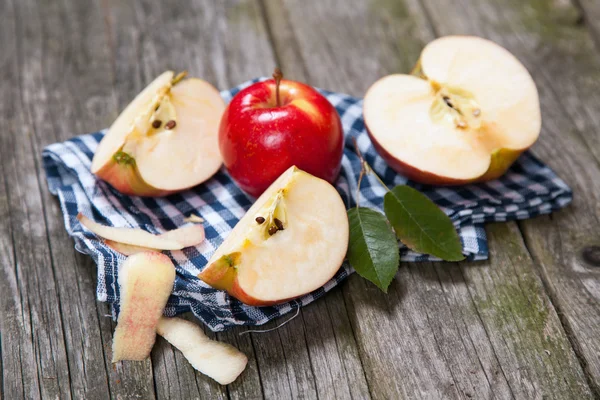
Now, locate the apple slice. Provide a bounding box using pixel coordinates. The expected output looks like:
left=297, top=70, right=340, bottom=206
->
left=156, top=317, right=248, bottom=385
left=364, top=35, right=541, bottom=185
left=112, top=252, right=175, bottom=362
left=91, top=71, right=225, bottom=197
left=198, top=166, right=349, bottom=306
left=78, top=213, right=205, bottom=251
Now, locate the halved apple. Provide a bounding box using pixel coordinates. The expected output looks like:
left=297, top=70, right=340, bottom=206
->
left=198, top=166, right=349, bottom=306
left=91, top=71, right=225, bottom=196
left=364, top=36, right=541, bottom=185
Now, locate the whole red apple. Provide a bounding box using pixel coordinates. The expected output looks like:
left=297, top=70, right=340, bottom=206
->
left=219, top=69, right=344, bottom=197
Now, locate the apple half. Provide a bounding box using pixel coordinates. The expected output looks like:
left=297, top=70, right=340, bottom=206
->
left=91, top=71, right=225, bottom=196
left=364, top=36, right=541, bottom=185
left=198, top=166, right=349, bottom=306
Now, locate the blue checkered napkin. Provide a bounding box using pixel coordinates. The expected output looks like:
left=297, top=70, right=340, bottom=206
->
left=42, top=78, right=572, bottom=331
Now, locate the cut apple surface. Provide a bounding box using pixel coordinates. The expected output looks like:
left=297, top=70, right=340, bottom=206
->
left=198, top=166, right=349, bottom=306
left=364, top=36, right=541, bottom=185
left=112, top=252, right=175, bottom=362
left=91, top=71, right=225, bottom=196
left=156, top=317, right=248, bottom=385
left=78, top=213, right=205, bottom=251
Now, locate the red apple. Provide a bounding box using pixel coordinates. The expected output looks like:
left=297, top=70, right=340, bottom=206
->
left=219, top=69, right=344, bottom=197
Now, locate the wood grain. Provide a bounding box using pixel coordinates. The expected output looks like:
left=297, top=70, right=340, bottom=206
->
left=415, top=0, right=600, bottom=395
left=2, top=0, right=600, bottom=398
left=0, top=0, right=367, bottom=398
left=263, top=0, right=594, bottom=398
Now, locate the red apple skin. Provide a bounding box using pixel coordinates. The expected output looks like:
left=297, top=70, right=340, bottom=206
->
left=96, top=159, right=180, bottom=197
left=366, top=126, right=525, bottom=186
left=219, top=79, right=344, bottom=197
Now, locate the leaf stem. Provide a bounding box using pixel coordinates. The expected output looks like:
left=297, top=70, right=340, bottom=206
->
left=356, top=168, right=364, bottom=209
left=351, top=136, right=392, bottom=196
left=367, top=166, right=392, bottom=193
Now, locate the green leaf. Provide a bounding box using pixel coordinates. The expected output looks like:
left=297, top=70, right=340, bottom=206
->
left=383, top=185, right=465, bottom=261
left=347, top=207, right=400, bottom=292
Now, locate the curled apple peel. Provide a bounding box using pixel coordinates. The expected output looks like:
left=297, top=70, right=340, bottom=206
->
left=364, top=36, right=541, bottom=184
left=156, top=317, right=248, bottom=385
left=112, top=252, right=176, bottom=362
left=78, top=213, right=205, bottom=251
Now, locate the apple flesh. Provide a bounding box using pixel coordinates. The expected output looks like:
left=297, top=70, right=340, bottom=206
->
left=112, top=252, right=175, bottom=362
left=198, top=166, right=349, bottom=306
left=92, top=71, right=225, bottom=196
left=218, top=71, right=344, bottom=197
left=364, top=36, right=541, bottom=185
left=156, top=317, right=248, bottom=385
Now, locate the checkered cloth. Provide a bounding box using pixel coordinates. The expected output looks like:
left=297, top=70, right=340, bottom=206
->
left=42, top=78, right=572, bottom=331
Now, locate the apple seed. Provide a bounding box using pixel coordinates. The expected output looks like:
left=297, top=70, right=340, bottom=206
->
left=165, top=120, right=177, bottom=130
left=268, top=225, right=278, bottom=236
left=255, top=216, right=265, bottom=224
left=273, top=218, right=284, bottom=231
left=442, top=96, right=454, bottom=109
left=152, top=120, right=162, bottom=129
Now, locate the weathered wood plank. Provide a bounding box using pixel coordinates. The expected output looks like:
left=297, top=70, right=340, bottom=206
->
left=415, top=0, right=600, bottom=395
left=576, top=0, right=600, bottom=49
left=0, top=0, right=372, bottom=398
left=263, top=0, right=594, bottom=397
left=4, top=0, right=163, bottom=397
left=0, top=0, right=76, bottom=398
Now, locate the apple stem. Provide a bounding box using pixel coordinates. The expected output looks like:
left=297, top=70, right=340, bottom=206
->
left=273, top=67, right=283, bottom=107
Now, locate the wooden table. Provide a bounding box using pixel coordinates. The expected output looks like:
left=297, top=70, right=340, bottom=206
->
left=2, top=0, right=600, bottom=398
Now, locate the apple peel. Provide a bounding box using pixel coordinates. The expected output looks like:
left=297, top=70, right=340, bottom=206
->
left=112, top=252, right=176, bottom=362
left=78, top=213, right=205, bottom=251
left=104, top=240, right=156, bottom=256
left=159, top=224, right=205, bottom=248
left=156, top=317, right=248, bottom=385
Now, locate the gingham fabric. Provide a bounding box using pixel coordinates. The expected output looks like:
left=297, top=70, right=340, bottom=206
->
left=43, top=78, right=572, bottom=331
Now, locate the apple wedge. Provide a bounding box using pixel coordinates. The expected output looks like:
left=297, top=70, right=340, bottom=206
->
left=198, top=166, right=349, bottom=306
left=156, top=317, right=247, bottom=385
left=78, top=213, right=205, bottom=251
left=364, top=36, right=541, bottom=185
left=112, top=252, right=175, bottom=362
left=91, top=71, right=225, bottom=196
